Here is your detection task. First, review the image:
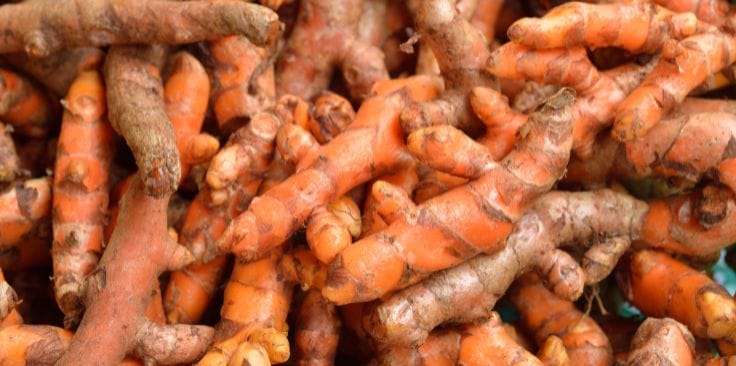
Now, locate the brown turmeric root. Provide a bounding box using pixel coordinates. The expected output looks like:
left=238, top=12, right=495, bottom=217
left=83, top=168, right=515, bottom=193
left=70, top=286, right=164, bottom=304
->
left=0, top=0, right=281, bottom=57
left=0, top=122, right=19, bottom=184
left=104, top=44, right=182, bottom=197
left=3, top=47, right=104, bottom=97
left=323, top=87, right=575, bottom=305
left=627, top=317, right=696, bottom=366
left=617, top=250, right=736, bottom=342
left=360, top=189, right=646, bottom=347
left=51, top=70, right=114, bottom=328
left=376, top=312, right=543, bottom=366
left=56, top=175, right=213, bottom=366
left=511, top=273, right=613, bottom=366
left=0, top=68, right=55, bottom=138
left=399, top=0, right=497, bottom=135
left=275, top=0, right=389, bottom=101
left=206, top=35, right=275, bottom=132
left=212, top=79, right=438, bottom=263
left=293, top=290, right=340, bottom=366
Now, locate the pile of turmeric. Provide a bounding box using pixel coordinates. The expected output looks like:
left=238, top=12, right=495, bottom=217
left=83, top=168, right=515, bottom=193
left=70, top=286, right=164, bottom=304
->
left=3, top=0, right=736, bottom=364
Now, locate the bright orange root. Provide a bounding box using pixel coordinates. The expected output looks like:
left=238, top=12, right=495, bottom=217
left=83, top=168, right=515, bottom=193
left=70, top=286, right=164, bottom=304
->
left=613, top=31, right=736, bottom=141
left=207, top=35, right=275, bottom=132
left=0, top=68, right=55, bottom=138
left=511, top=273, right=613, bottom=366
left=507, top=1, right=697, bottom=53
left=618, top=250, right=736, bottom=340
left=51, top=70, right=114, bottom=328
left=165, top=51, right=216, bottom=183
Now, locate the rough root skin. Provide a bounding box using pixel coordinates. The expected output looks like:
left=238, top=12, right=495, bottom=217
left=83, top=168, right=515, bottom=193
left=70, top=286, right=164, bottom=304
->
left=104, top=44, right=181, bottom=198
left=56, top=175, right=213, bottom=366
left=0, top=0, right=281, bottom=57
left=51, top=70, right=114, bottom=329
left=627, top=317, right=695, bottom=366
left=360, top=189, right=646, bottom=348
left=322, top=88, right=576, bottom=306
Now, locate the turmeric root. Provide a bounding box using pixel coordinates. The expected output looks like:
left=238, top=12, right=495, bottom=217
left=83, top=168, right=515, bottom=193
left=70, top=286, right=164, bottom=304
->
left=0, top=267, right=18, bottom=321
left=165, top=100, right=300, bottom=322
left=212, top=81, right=438, bottom=263
left=361, top=159, right=419, bottom=235
left=293, top=290, right=340, bottom=366
left=360, top=189, right=646, bottom=347
left=308, top=91, right=355, bottom=144
left=623, top=112, right=736, bottom=194
left=537, top=335, right=570, bottom=366
left=104, top=44, right=182, bottom=197
left=376, top=312, right=543, bottom=366
left=206, top=35, right=275, bottom=132
left=3, top=47, right=104, bottom=97
left=0, top=177, right=51, bottom=248
left=206, top=110, right=283, bottom=207
left=638, top=187, right=736, bottom=258
left=486, top=43, right=656, bottom=158
left=653, top=0, right=730, bottom=27
left=0, top=0, right=281, bottom=57
left=0, top=68, right=55, bottom=138
left=0, top=325, right=72, bottom=366
left=617, top=250, right=736, bottom=342
left=399, top=0, right=497, bottom=135
left=323, top=87, right=575, bottom=305
left=627, top=317, right=696, bottom=366
left=411, top=164, right=467, bottom=204
left=306, top=196, right=362, bottom=264
left=199, top=251, right=293, bottom=365
left=275, top=0, right=389, bottom=101
left=51, top=70, right=114, bottom=328
left=613, top=31, right=736, bottom=141
left=0, top=122, right=19, bottom=184
left=507, top=1, right=697, bottom=53
left=279, top=247, right=328, bottom=292
left=165, top=52, right=217, bottom=185
left=469, top=0, right=505, bottom=42
left=56, top=175, right=213, bottom=366
left=511, top=273, right=613, bottom=366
